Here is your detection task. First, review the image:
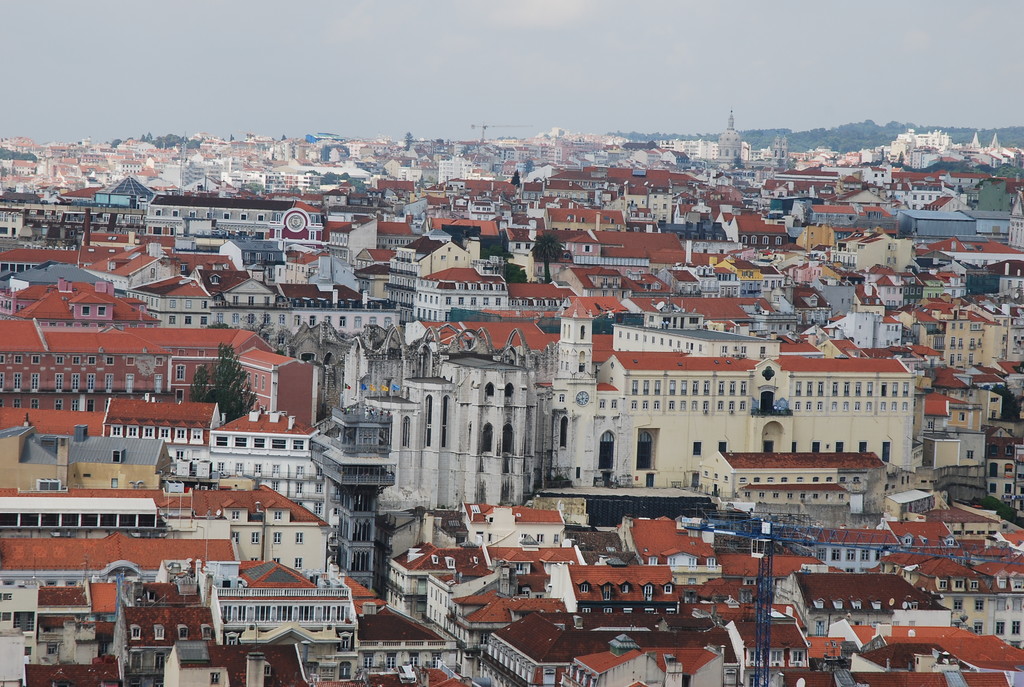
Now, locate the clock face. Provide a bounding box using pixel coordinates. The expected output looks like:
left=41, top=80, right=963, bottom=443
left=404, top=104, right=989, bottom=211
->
left=575, top=391, right=590, bottom=406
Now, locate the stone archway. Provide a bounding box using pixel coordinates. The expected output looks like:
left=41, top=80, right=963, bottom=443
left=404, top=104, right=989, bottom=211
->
left=761, top=420, right=783, bottom=453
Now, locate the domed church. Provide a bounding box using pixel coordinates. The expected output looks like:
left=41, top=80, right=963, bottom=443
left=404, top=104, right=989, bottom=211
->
left=717, top=110, right=743, bottom=165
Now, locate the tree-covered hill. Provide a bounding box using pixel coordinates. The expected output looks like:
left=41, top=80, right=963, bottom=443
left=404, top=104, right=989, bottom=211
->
left=611, top=120, right=1024, bottom=152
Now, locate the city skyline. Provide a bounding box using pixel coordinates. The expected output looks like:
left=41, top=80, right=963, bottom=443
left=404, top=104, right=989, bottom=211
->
left=6, top=0, right=1022, bottom=143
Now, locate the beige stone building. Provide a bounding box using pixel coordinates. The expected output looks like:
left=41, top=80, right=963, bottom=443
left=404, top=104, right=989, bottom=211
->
left=834, top=229, right=914, bottom=271
left=551, top=303, right=917, bottom=490
left=698, top=451, right=887, bottom=514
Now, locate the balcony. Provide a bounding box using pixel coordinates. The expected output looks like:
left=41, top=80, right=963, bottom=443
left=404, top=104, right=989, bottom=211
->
left=319, top=460, right=395, bottom=487
left=751, top=406, right=792, bottom=417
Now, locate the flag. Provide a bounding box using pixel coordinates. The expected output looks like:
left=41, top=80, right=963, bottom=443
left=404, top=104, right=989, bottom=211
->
left=369, top=385, right=377, bottom=392
left=344, top=384, right=352, bottom=390
left=360, top=383, right=368, bottom=391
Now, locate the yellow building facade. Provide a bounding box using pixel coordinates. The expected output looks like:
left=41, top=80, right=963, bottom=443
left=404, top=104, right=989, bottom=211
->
left=550, top=306, right=916, bottom=489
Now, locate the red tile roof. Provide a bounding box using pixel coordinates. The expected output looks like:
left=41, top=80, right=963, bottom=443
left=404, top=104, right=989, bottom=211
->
left=203, top=645, right=309, bottom=687
left=25, top=664, right=120, bottom=687
left=104, top=398, right=218, bottom=427
left=0, top=533, right=235, bottom=571
left=464, top=503, right=564, bottom=524
left=216, top=411, right=315, bottom=436
left=38, top=586, right=88, bottom=607
left=626, top=517, right=716, bottom=563
left=0, top=408, right=105, bottom=435
left=722, top=451, right=884, bottom=470
left=124, top=605, right=214, bottom=646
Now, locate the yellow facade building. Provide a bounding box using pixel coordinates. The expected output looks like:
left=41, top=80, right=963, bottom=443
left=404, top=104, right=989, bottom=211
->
left=550, top=304, right=916, bottom=489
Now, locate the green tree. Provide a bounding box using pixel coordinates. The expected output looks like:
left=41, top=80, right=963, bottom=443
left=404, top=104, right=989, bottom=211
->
left=531, top=233, right=563, bottom=283
left=980, top=496, right=1018, bottom=525
left=404, top=132, right=413, bottom=150
left=189, top=363, right=210, bottom=404
left=0, top=149, right=37, bottom=161
left=992, top=385, right=1022, bottom=421
left=189, top=344, right=258, bottom=422
left=511, top=170, right=521, bottom=187
left=504, top=262, right=527, bottom=283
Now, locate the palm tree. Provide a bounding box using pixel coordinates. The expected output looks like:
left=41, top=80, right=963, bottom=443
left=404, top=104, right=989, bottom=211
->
left=531, top=233, right=563, bottom=283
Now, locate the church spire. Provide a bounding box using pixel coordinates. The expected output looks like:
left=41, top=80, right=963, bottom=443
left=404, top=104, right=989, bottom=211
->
left=728, top=110, right=735, bottom=130
left=990, top=132, right=1000, bottom=149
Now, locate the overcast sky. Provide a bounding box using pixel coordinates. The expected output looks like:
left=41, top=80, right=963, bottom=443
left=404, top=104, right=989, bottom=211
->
left=7, top=1, right=1021, bottom=144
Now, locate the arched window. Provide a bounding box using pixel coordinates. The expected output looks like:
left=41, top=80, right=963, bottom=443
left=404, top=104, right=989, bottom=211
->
left=481, top=423, right=493, bottom=453
left=440, top=396, right=450, bottom=448
left=504, top=383, right=514, bottom=399
left=599, top=431, right=614, bottom=471
left=424, top=395, right=433, bottom=447
left=580, top=325, right=586, bottom=339
left=636, top=431, right=653, bottom=470
left=559, top=416, right=569, bottom=448
left=578, top=351, right=586, bottom=372
left=401, top=417, right=410, bottom=448
left=484, top=383, right=495, bottom=398
left=502, top=424, right=514, bottom=454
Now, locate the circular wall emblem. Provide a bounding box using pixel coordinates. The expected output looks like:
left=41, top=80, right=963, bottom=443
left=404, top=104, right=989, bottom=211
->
left=282, top=209, right=309, bottom=238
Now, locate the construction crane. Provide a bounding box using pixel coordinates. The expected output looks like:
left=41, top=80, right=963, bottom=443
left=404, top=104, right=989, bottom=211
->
left=470, top=123, right=533, bottom=143
left=684, top=514, right=1024, bottom=687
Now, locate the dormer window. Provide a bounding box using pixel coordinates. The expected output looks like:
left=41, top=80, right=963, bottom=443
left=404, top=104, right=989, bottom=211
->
left=154, top=625, right=164, bottom=640
left=579, top=582, right=590, bottom=593
left=602, top=584, right=613, bottom=601
left=620, top=583, right=631, bottom=594
left=643, top=584, right=654, bottom=600
left=130, top=625, right=141, bottom=640
left=178, top=625, right=188, bottom=640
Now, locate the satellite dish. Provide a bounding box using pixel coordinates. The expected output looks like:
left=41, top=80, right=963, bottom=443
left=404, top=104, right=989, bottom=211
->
left=888, top=597, right=896, bottom=607
left=797, top=680, right=806, bottom=687
left=902, top=601, right=909, bottom=609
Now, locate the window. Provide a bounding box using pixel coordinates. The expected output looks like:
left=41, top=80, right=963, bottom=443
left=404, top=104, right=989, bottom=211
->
left=295, top=532, right=304, bottom=544
left=211, top=673, right=221, bottom=685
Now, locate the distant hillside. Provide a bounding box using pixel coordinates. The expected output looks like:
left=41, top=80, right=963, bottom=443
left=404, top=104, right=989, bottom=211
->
left=611, top=120, right=1024, bottom=153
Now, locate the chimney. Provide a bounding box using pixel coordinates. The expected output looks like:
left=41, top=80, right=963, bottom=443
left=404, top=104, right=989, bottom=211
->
left=57, top=278, right=71, bottom=293
left=287, top=416, right=295, bottom=430
left=73, top=425, right=88, bottom=442
left=246, top=652, right=267, bottom=687
left=83, top=208, right=92, bottom=246
left=248, top=410, right=260, bottom=422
